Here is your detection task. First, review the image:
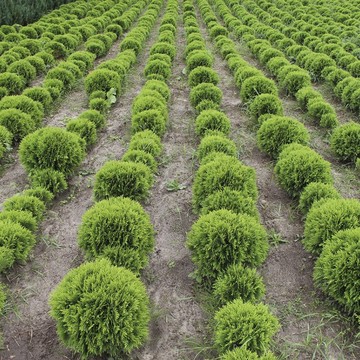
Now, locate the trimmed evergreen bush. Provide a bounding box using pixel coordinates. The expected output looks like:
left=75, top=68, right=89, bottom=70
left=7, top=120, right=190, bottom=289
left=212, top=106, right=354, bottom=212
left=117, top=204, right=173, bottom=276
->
left=0, top=210, right=37, bottom=232
left=281, top=71, right=311, bottom=95
left=79, top=110, right=106, bottom=130
left=190, top=83, right=222, bottom=108
left=79, top=197, right=154, bottom=272
left=23, top=187, right=54, bottom=205
left=49, top=259, right=150, bottom=358
left=220, top=348, right=276, bottom=360
left=8, top=60, right=36, bottom=84
left=186, top=51, right=213, bottom=72
left=144, top=59, right=170, bottom=81
left=197, top=134, right=237, bottom=161
left=0, top=125, right=12, bottom=158
left=23, top=87, right=52, bottom=112
left=187, top=210, right=268, bottom=285
left=129, top=130, right=163, bottom=157
left=0, top=109, right=35, bottom=142
left=122, top=150, right=157, bottom=173
left=85, top=69, right=121, bottom=97
left=46, top=67, right=75, bottom=90
left=240, top=76, right=278, bottom=103
left=248, top=94, right=283, bottom=121
left=29, top=168, right=68, bottom=195
left=132, top=109, right=166, bottom=137
left=188, top=66, right=219, bottom=88
left=295, top=87, right=322, bottom=109
left=0, top=72, right=25, bottom=95
left=3, top=194, right=45, bottom=222
left=195, top=110, right=230, bottom=137
left=66, top=118, right=97, bottom=147
left=143, top=80, right=170, bottom=102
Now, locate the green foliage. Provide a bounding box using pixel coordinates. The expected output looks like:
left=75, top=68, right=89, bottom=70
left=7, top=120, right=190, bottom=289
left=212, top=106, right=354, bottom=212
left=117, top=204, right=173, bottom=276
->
left=94, top=160, right=153, bottom=202
left=46, top=67, right=75, bottom=90
left=188, top=66, right=219, bottom=88
left=330, top=122, right=360, bottom=163
left=66, top=118, right=97, bottom=147
left=85, top=39, right=106, bottom=58
left=257, top=116, right=309, bottom=158
left=0, top=246, right=15, bottom=273
left=214, top=299, right=280, bottom=354
left=143, top=80, right=170, bottom=102
left=29, top=168, right=68, bottom=195
left=79, top=197, right=154, bottom=272
left=43, top=78, right=63, bottom=101
left=23, top=187, right=54, bottom=205
left=307, top=99, right=339, bottom=128
left=0, top=283, right=6, bottom=315
left=197, top=134, right=237, bottom=161
left=131, top=109, right=166, bottom=137
left=0, top=124, right=12, bottom=157
left=234, top=67, right=262, bottom=89
left=49, top=259, right=150, bottom=358
left=89, top=97, right=110, bottom=115
left=193, top=154, right=258, bottom=211
left=26, top=56, right=46, bottom=75
left=68, top=51, right=95, bottom=72
left=79, top=110, right=106, bottom=130
left=129, top=130, right=163, bottom=157
left=0, top=210, right=37, bottom=232
left=187, top=210, right=268, bottom=286
left=19, top=127, right=85, bottom=176
left=220, top=348, right=277, bottom=360
left=213, top=263, right=265, bottom=307
left=85, top=69, right=121, bottom=97
left=186, top=51, right=213, bottom=72
left=275, top=144, right=332, bottom=198
left=295, top=87, right=322, bottom=109
left=190, top=83, right=222, bottom=108
left=314, top=228, right=360, bottom=318
left=281, top=70, right=311, bottom=95
left=122, top=150, right=157, bottom=173
left=3, top=194, right=45, bottom=222
left=240, top=76, right=278, bottom=103
left=23, top=87, right=52, bottom=112
left=195, top=110, right=230, bottom=137
left=0, top=72, right=25, bottom=95
left=196, top=99, right=221, bottom=113
left=144, top=59, right=170, bottom=81
left=303, top=198, right=360, bottom=255
left=8, top=59, right=36, bottom=84
left=248, top=94, right=283, bottom=121
left=0, top=109, right=35, bottom=142
left=150, top=42, right=176, bottom=61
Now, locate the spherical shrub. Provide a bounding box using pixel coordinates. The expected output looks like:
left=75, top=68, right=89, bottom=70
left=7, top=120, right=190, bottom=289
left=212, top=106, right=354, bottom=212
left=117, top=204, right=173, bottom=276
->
left=23, top=187, right=54, bottom=205
left=89, top=97, right=110, bottom=114
left=275, top=144, right=332, bottom=198
left=68, top=51, right=95, bottom=71
left=0, top=210, right=37, bottom=232
left=307, top=99, right=339, bottom=129
left=58, top=61, right=82, bottom=79
left=0, top=125, right=12, bottom=157
left=3, top=195, right=45, bottom=222
left=193, top=154, right=258, bottom=211
left=281, top=70, right=311, bottom=95
left=234, top=67, right=262, bottom=89
left=303, top=198, right=360, bottom=255
left=79, top=197, right=154, bottom=272
left=144, top=59, right=170, bottom=81
left=78, top=110, right=106, bottom=130
left=122, top=150, right=157, bottom=173
left=0, top=87, right=8, bottom=100
left=143, top=80, right=170, bottom=102
left=85, top=39, right=106, bottom=57
left=196, top=99, right=221, bottom=113
left=240, top=76, right=278, bottom=103
left=43, top=79, right=63, bottom=100
left=19, top=127, right=86, bottom=176
left=186, top=51, right=213, bottom=72
left=187, top=210, right=268, bottom=285
left=220, top=347, right=277, bottom=360
left=0, top=220, right=35, bottom=272
left=46, top=67, right=75, bottom=90
left=66, top=118, right=97, bottom=147
left=299, top=182, right=340, bottom=214
left=49, top=259, right=150, bottom=358
left=213, top=263, right=265, bottom=307
left=214, top=299, right=280, bottom=354
left=195, top=110, right=230, bottom=137
left=201, top=188, right=259, bottom=218
left=23, top=87, right=52, bottom=112
left=129, top=130, right=163, bottom=157
left=257, top=116, right=309, bottom=158
left=188, top=66, right=219, bottom=88
left=197, top=134, right=237, bottom=161
left=295, top=86, right=322, bottom=109
left=150, top=42, right=175, bottom=61
left=94, top=160, right=153, bottom=202
left=0, top=72, right=25, bottom=95
left=314, top=228, right=360, bottom=317
left=0, top=109, right=35, bottom=142
left=26, top=56, right=46, bottom=75
left=330, top=122, right=360, bottom=163
left=29, top=168, right=68, bottom=195
left=85, top=69, right=121, bottom=96
left=190, top=83, right=222, bottom=108
left=131, top=109, right=166, bottom=137
left=132, top=96, right=168, bottom=119
left=8, top=60, right=36, bottom=84
left=248, top=93, right=283, bottom=121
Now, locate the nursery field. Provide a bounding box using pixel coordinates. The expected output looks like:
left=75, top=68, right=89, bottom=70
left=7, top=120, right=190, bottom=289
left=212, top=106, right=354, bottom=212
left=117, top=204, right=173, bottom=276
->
left=0, top=0, right=360, bottom=359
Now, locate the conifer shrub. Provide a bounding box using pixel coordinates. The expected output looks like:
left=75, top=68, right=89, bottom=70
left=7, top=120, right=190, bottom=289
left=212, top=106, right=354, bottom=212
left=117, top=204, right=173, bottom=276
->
left=213, top=263, right=265, bottom=307
left=23, top=87, right=52, bottom=112
left=234, top=67, right=262, bottom=89
left=240, top=76, right=278, bottom=103
left=197, top=134, right=237, bottom=161
left=195, top=99, right=221, bottom=113
left=23, top=187, right=54, bottom=205
left=3, top=195, right=45, bottom=222
left=66, top=118, right=97, bottom=147
left=188, top=66, right=219, bottom=88
left=307, top=99, right=339, bottom=128
left=330, top=122, right=360, bottom=163
left=19, top=127, right=85, bottom=176
left=44, top=40, right=68, bottom=58
left=129, top=130, right=163, bottom=157
left=58, top=61, right=82, bottom=80
left=0, top=125, right=12, bottom=158
left=266, top=57, right=290, bottom=77
left=79, top=197, right=154, bottom=272
left=281, top=70, right=311, bottom=95
left=275, top=144, right=332, bottom=198
left=0, top=109, right=35, bottom=142
left=68, top=51, right=95, bottom=71
left=185, top=40, right=205, bottom=58
left=0, top=283, right=6, bottom=314
left=150, top=42, right=175, bottom=61
left=214, top=299, right=280, bottom=354
left=94, top=160, right=153, bottom=202
left=0, top=72, right=25, bottom=95
left=29, top=168, right=68, bottom=195
left=7, top=59, right=36, bottom=84
left=201, top=188, right=259, bottom=219
left=0, top=87, right=8, bottom=100
left=85, top=69, right=121, bottom=97
left=195, top=110, right=230, bottom=137
left=79, top=110, right=106, bottom=130
left=0, top=210, right=37, bottom=232
left=303, top=198, right=360, bottom=255
left=299, top=182, right=340, bottom=214
left=325, top=69, right=351, bottom=88
left=144, top=59, right=171, bottom=81
left=43, top=78, right=63, bottom=100
left=49, top=259, right=150, bottom=358
left=89, top=91, right=106, bottom=101
left=295, top=87, right=322, bottom=109
left=220, top=348, right=276, bottom=360
left=85, top=39, right=106, bottom=57
left=148, top=53, right=172, bottom=66
left=259, top=48, right=284, bottom=66
left=132, top=96, right=168, bottom=119
left=46, top=67, right=76, bottom=90
left=119, top=37, right=142, bottom=55
left=257, top=116, right=309, bottom=158
left=143, top=80, right=170, bottom=102
left=187, top=210, right=268, bottom=285
left=131, top=109, right=166, bottom=137
left=248, top=94, right=283, bottom=121
left=0, top=246, right=14, bottom=273
left=193, top=154, right=258, bottom=211
left=186, top=51, right=213, bottom=72
left=89, top=98, right=110, bottom=115
left=190, top=83, right=222, bottom=108
left=122, top=150, right=157, bottom=173
left=314, top=228, right=360, bottom=318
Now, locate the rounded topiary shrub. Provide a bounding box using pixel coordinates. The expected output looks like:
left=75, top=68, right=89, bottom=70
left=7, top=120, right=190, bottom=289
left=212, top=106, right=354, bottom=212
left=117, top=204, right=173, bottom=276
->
left=248, top=93, right=283, bottom=121
left=220, top=347, right=277, bottom=360
left=0, top=72, right=25, bottom=95
left=214, top=299, right=280, bottom=354
left=3, top=194, right=45, bottom=222
left=201, top=187, right=259, bottom=219
left=188, top=66, right=219, bottom=88
left=195, top=110, right=230, bottom=137
left=257, top=116, right=309, bottom=158
left=94, top=160, right=153, bottom=202
left=0, top=246, right=15, bottom=273
left=299, top=182, right=340, bottom=214
left=129, top=130, right=163, bottom=157
left=0, top=109, right=35, bottom=142
left=79, top=197, right=154, bottom=272
left=66, top=118, right=97, bottom=147
left=240, top=76, right=278, bottom=103
left=23, top=87, right=52, bottom=112
left=193, top=154, right=258, bottom=211
left=198, top=134, right=237, bottom=161
left=330, top=122, right=360, bottom=163
left=314, top=227, right=360, bottom=318
left=190, top=83, right=222, bottom=108
left=122, top=150, right=157, bottom=173
left=0, top=210, right=37, bottom=232
left=187, top=210, right=268, bottom=286
left=29, top=168, right=68, bottom=195
left=85, top=69, right=121, bottom=96
left=19, top=127, right=86, bottom=176
left=213, top=263, right=265, bottom=307
left=275, top=144, right=332, bottom=198
left=143, top=79, right=170, bottom=102
left=78, top=110, right=106, bottom=130
left=23, top=187, right=54, bottom=205
left=0, top=125, right=12, bottom=158
left=281, top=70, right=311, bottom=95
left=144, top=59, right=170, bottom=81
left=89, top=97, right=110, bottom=115
left=195, top=99, right=221, bottom=113
left=186, top=51, right=213, bottom=72
left=49, top=259, right=150, bottom=358
left=131, top=109, right=166, bottom=137
left=303, top=198, right=360, bottom=255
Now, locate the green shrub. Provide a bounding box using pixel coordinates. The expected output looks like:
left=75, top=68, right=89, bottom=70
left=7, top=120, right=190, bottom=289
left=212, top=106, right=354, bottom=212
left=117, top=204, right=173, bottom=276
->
left=0, top=210, right=37, bottom=232
left=314, top=228, right=360, bottom=318
left=193, top=154, right=258, bottom=211
left=43, top=78, right=63, bottom=101
left=143, top=80, right=170, bottom=102
left=122, top=150, right=157, bottom=173
left=201, top=188, right=259, bottom=219
left=66, top=118, right=97, bottom=147
left=3, top=194, right=45, bottom=222
left=195, top=110, right=230, bottom=137
left=94, top=160, right=153, bottom=202
left=234, top=67, right=262, bottom=89
left=132, top=96, right=168, bottom=119
left=85, top=69, right=121, bottom=96
left=240, top=76, right=278, bottom=103
left=198, top=134, right=237, bottom=161
left=46, top=67, right=75, bottom=90
left=68, top=51, right=95, bottom=71
left=0, top=72, right=25, bottom=95
left=79, top=197, right=154, bottom=272
left=299, top=182, right=340, bottom=214
left=303, top=198, right=360, bottom=255
left=150, top=42, right=175, bottom=61
left=220, top=348, right=276, bottom=359
left=281, top=71, right=311, bottom=95
left=0, top=220, right=35, bottom=272
left=275, top=144, right=332, bottom=198
left=85, top=39, right=106, bottom=57
left=79, top=110, right=106, bottom=130
left=49, top=259, right=150, bottom=358
left=257, top=116, right=309, bottom=158
left=307, top=99, right=339, bottom=128
left=0, top=283, right=6, bottom=314
left=330, top=122, right=360, bottom=163
left=187, top=210, right=268, bottom=285
left=0, top=125, right=12, bottom=158
left=106, top=24, right=123, bottom=37
left=195, top=99, right=221, bottom=113
left=8, top=59, right=36, bottom=84
left=23, top=87, right=52, bottom=112
left=129, top=130, right=163, bottom=157
left=36, top=51, right=55, bottom=67
left=29, top=168, right=68, bottom=195
left=58, top=61, right=82, bottom=80
left=295, top=87, right=322, bottom=109
left=23, top=187, right=54, bottom=205
left=26, top=56, right=46, bottom=75
left=213, top=263, right=265, bottom=307
left=44, top=40, right=68, bottom=58
left=131, top=109, right=166, bottom=137
left=144, top=59, right=170, bottom=81
left=0, top=87, right=8, bottom=100
left=188, top=66, right=219, bottom=87
left=19, top=127, right=85, bottom=176
left=248, top=94, right=283, bottom=121
left=0, top=109, right=35, bottom=142
left=89, top=97, right=111, bottom=115
left=190, top=83, right=222, bottom=108
left=186, top=51, right=213, bottom=72
left=214, top=299, right=280, bottom=354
